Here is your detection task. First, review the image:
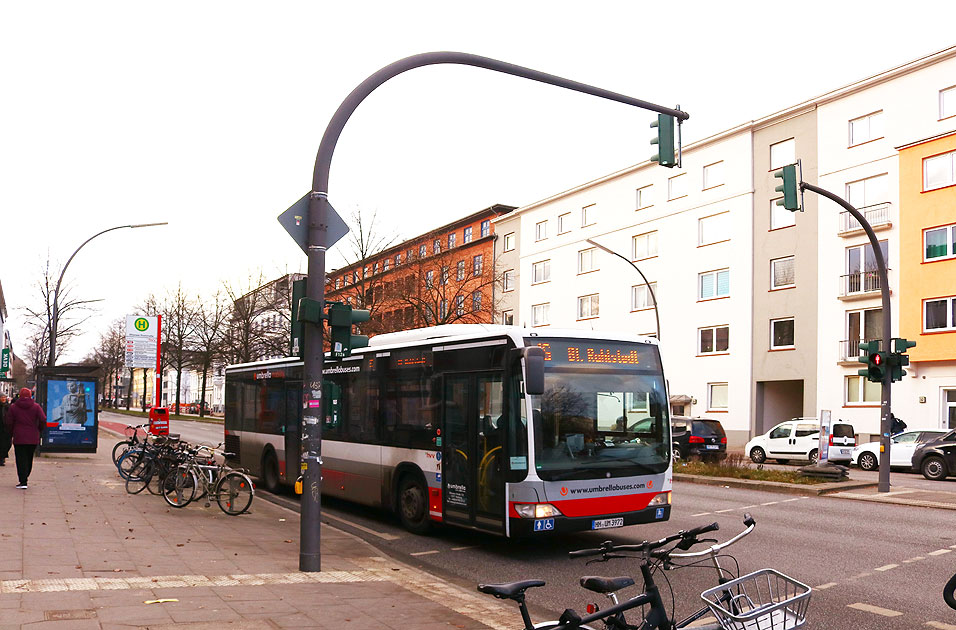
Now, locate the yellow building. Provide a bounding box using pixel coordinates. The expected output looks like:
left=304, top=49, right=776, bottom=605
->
left=899, top=131, right=956, bottom=428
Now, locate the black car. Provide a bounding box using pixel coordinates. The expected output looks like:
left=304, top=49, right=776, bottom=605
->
left=672, top=417, right=727, bottom=462
left=913, top=430, right=956, bottom=480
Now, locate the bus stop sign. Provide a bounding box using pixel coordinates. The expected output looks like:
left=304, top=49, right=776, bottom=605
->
left=278, top=193, right=350, bottom=254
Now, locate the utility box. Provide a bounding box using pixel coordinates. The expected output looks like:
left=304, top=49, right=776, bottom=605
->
left=149, top=406, right=170, bottom=435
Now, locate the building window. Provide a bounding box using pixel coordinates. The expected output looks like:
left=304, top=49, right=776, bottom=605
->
left=698, top=212, right=730, bottom=246
left=502, top=232, right=514, bottom=251
left=582, top=204, right=596, bottom=227
left=636, top=185, right=652, bottom=209
left=473, top=254, right=483, bottom=276
left=425, top=270, right=435, bottom=288
left=632, top=231, right=658, bottom=260
left=373, top=262, right=379, bottom=274
left=532, top=303, right=550, bottom=327
left=480, top=220, right=490, bottom=238
left=383, top=259, right=390, bottom=272
left=501, top=310, right=514, bottom=325
left=335, top=278, right=341, bottom=289
left=532, top=260, right=550, bottom=284
left=441, top=265, right=449, bottom=285
left=558, top=212, right=571, bottom=234
left=848, top=111, right=884, bottom=146
left=453, top=295, right=463, bottom=316
left=846, top=173, right=888, bottom=209
left=631, top=282, right=657, bottom=311
left=448, top=232, right=456, bottom=249
left=770, top=318, right=795, bottom=349
left=433, top=239, right=441, bottom=254
left=577, top=294, right=599, bottom=319
left=577, top=247, right=597, bottom=274
left=535, top=220, right=548, bottom=241
left=699, top=326, right=729, bottom=354
left=925, top=296, right=956, bottom=332
left=846, top=375, right=881, bottom=405
left=472, top=291, right=482, bottom=312
left=845, top=241, right=888, bottom=294
left=924, top=150, right=956, bottom=191
left=352, top=271, right=358, bottom=284
left=456, top=260, right=465, bottom=281
left=925, top=223, right=956, bottom=261
left=439, top=300, right=448, bottom=320
left=395, top=253, right=401, bottom=266
left=942, top=86, right=956, bottom=119
left=771, top=256, right=795, bottom=289
left=419, top=244, right=427, bottom=258
left=363, top=266, right=370, bottom=278
left=769, top=139, right=795, bottom=170
left=708, top=383, right=728, bottom=410
left=699, top=269, right=730, bottom=300
left=703, top=161, right=724, bottom=189
left=846, top=308, right=882, bottom=360
left=668, top=173, right=687, bottom=200
left=463, top=226, right=473, bottom=244
left=503, top=269, right=515, bottom=292
left=770, top=197, right=796, bottom=230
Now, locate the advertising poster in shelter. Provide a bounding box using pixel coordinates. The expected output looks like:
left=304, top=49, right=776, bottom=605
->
left=43, top=378, right=98, bottom=449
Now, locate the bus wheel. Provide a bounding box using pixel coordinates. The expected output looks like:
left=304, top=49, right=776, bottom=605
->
left=398, top=475, right=431, bottom=535
left=261, top=451, right=280, bottom=493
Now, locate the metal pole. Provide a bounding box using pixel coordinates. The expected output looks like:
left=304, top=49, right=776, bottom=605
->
left=301, top=51, right=689, bottom=571
left=800, top=182, right=892, bottom=493
left=586, top=238, right=660, bottom=340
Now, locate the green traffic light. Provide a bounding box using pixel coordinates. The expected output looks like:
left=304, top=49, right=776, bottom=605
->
left=773, top=164, right=800, bottom=212
left=650, top=114, right=677, bottom=168
left=328, top=303, right=370, bottom=358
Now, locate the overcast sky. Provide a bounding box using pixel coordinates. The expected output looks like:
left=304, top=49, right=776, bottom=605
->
left=2, top=1, right=954, bottom=364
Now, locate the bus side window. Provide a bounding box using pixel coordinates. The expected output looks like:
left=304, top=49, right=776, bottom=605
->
left=240, top=379, right=257, bottom=432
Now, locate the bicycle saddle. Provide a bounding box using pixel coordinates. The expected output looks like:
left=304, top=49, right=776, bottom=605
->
left=477, top=579, right=546, bottom=600
left=579, top=576, right=635, bottom=594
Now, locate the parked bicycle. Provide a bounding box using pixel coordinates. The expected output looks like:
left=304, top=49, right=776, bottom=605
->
left=163, top=444, right=255, bottom=515
left=111, top=424, right=150, bottom=466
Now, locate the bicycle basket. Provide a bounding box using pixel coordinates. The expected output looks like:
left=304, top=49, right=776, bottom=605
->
left=700, top=568, right=810, bottom=630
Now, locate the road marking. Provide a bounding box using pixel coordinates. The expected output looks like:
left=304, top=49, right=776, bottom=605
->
left=929, top=549, right=952, bottom=556
left=714, top=509, right=734, bottom=513
left=948, top=544, right=956, bottom=549
left=849, top=572, right=872, bottom=580
left=904, top=556, right=925, bottom=563
left=410, top=550, right=440, bottom=556
left=691, top=512, right=712, bottom=517
left=781, top=498, right=801, bottom=503
left=761, top=501, right=779, bottom=506
left=874, top=564, right=898, bottom=572
left=926, top=621, right=956, bottom=629
left=320, top=511, right=401, bottom=541
left=848, top=602, right=903, bottom=617
left=451, top=546, right=476, bottom=551
left=815, top=582, right=838, bottom=590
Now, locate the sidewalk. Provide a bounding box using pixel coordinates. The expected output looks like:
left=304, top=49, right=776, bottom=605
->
left=0, top=430, right=514, bottom=629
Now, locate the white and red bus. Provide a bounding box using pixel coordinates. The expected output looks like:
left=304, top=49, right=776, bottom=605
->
left=224, top=325, right=673, bottom=536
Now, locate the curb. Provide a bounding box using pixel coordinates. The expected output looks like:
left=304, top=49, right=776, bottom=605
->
left=673, top=473, right=878, bottom=496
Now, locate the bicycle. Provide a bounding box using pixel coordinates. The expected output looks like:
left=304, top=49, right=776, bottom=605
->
left=163, top=446, right=254, bottom=515
left=111, top=424, right=150, bottom=466
left=479, top=517, right=810, bottom=630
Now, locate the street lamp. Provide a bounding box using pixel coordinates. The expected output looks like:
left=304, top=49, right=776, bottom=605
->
left=586, top=238, right=660, bottom=341
left=48, top=222, right=168, bottom=367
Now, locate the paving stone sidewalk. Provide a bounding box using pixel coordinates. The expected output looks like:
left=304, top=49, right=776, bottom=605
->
left=0, top=431, right=513, bottom=629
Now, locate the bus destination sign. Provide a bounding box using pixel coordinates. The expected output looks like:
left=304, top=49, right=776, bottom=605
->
left=529, top=339, right=660, bottom=370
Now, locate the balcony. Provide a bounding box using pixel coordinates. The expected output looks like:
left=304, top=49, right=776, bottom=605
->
left=838, top=270, right=891, bottom=301
left=838, top=202, right=892, bottom=237
left=838, top=338, right=882, bottom=364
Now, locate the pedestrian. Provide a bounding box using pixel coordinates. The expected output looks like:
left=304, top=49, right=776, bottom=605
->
left=4, top=387, right=46, bottom=489
left=0, top=394, right=10, bottom=466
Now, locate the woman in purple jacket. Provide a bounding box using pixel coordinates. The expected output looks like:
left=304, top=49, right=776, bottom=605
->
left=4, top=388, right=46, bottom=489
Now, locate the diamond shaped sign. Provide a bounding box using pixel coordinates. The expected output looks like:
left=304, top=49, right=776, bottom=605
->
left=278, top=193, right=350, bottom=254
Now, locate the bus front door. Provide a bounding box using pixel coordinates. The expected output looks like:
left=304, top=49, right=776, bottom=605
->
left=442, top=373, right=505, bottom=533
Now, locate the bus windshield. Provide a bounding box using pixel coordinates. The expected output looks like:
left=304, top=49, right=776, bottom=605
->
left=527, top=338, right=670, bottom=481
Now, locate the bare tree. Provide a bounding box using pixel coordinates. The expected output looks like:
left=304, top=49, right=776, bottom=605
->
left=85, top=318, right=125, bottom=407
left=223, top=269, right=270, bottom=365
left=161, top=284, right=198, bottom=415
left=191, top=290, right=229, bottom=417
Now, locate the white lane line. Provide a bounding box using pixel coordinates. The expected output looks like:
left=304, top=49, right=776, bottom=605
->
left=451, top=546, right=476, bottom=551
left=761, top=501, right=779, bottom=506
left=848, top=602, right=903, bottom=617
left=781, top=498, right=801, bottom=503
left=874, top=564, right=898, bottom=572
left=815, top=582, right=838, bottom=590
left=904, top=556, right=925, bottom=563
left=929, top=549, right=952, bottom=556
left=714, top=509, right=735, bottom=513
left=926, top=621, right=956, bottom=629
left=691, top=512, right=712, bottom=517
left=849, top=572, right=872, bottom=580
left=409, top=550, right=440, bottom=556
left=949, top=544, right=956, bottom=549
left=321, top=511, right=401, bottom=541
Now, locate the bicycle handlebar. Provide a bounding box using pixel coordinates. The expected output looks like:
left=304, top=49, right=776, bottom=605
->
left=568, top=521, right=721, bottom=559
left=667, top=513, right=755, bottom=559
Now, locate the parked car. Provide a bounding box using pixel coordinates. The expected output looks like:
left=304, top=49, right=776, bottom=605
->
left=825, top=422, right=857, bottom=464
left=912, top=431, right=956, bottom=480
left=851, top=430, right=948, bottom=471
left=671, top=417, right=727, bottom=462
left=745, top=418, right=854, bottom=465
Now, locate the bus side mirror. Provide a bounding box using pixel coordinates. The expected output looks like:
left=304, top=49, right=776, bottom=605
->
left=524, top=347, right=545, bottom=396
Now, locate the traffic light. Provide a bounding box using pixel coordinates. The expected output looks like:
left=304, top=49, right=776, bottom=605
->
left=650, top=114, right=677, bottom=168
left=774, top=164, right=800, bottom=212
left=327, top=302, right=370, bottom=358
left=888, top=337, right=917, bottom=382
left=857, top=340, right=886, bottom=383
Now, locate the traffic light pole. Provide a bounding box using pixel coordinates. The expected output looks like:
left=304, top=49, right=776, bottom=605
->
left=301, top=52, right=690, bottom=571
left=800, top=182, right=893, bottom=493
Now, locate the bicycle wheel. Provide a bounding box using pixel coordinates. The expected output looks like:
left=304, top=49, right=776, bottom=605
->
left=112, top=440, right=133, bottom=466
left=147, top=459, right=174, bottom=496
left=215, top=472, right=254, bottom=515
left=163, top=467, right=198, bottom=508
left=117, top=449, right=145, bottom=480
left=125, top=460, right=153, bottom=495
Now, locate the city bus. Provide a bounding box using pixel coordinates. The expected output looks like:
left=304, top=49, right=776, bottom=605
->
left=223, top=324, right=673, bottom=536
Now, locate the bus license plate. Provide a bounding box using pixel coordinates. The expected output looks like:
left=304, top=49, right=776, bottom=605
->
left=705, top=445, right=719, bottom=450
left=592, top=517, right=624, bottom=530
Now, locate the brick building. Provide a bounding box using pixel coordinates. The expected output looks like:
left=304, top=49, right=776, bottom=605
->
left=326, top=204, right=515, bottom=337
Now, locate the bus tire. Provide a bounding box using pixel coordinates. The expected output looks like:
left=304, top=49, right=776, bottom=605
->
left=261, top=450, right=280, bottom=493
left=397, top=474, right=431, bottom=535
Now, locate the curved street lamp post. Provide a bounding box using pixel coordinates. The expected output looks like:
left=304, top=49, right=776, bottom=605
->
left=48, top=222, right=168, bottom=367
left=585, top=238, right=660, bottom=341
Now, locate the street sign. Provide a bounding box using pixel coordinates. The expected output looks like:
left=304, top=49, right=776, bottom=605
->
left=125, top=315, right=158, bottom=368
left=0, top=348, right=10, bottom=376
left=278, top=193, right=350, bottom=255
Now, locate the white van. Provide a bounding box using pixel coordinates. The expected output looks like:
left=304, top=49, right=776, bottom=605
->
left=745, top=418, right=854, bottom=465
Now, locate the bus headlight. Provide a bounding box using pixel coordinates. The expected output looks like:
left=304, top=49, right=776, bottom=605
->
left=648, top=492, right=670, bottom=506
left=514, top=503, right=563, bottom=519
